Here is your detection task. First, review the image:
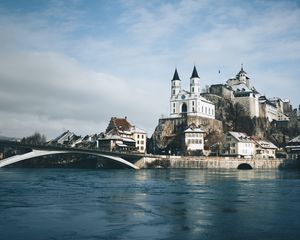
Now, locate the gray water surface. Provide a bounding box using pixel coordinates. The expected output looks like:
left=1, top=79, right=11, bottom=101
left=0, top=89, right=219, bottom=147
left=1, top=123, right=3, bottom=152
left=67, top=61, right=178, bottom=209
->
left=0, top=168, right=299, bottom=240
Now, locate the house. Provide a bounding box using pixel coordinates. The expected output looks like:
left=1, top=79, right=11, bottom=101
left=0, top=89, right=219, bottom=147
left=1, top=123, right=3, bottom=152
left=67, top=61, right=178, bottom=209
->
left=98, top=117, right=147, bottom=153
left=221, top=131, right=255, bottom=158
left=254, top=139, right=277, bottom=159
left=184, top=124, right=205, bottom=155
left=285, top=135, right=300, bottom=160
left=132, top=126, right=147, bottom=153
left=97, top=134, right=136, bottom=152
left=48, top=130, right=81, bottom=147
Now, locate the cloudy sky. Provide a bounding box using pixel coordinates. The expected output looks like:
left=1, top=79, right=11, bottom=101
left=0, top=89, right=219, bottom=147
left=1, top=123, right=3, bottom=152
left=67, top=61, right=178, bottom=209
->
left=0, top=0, right=299, bottom=139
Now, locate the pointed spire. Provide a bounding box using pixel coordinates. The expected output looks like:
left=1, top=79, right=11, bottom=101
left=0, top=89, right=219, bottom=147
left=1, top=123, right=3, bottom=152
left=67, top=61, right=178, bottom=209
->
left=239, top=63, right=247, bottom=74
left=191, top=65, right=199, bottom=79
left=172, top=68, right=180, bottom=81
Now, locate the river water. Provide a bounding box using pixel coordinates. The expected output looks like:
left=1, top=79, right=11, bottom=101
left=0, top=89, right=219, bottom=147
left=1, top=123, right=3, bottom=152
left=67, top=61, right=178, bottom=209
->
left=0, top=168, right=299, bottom=240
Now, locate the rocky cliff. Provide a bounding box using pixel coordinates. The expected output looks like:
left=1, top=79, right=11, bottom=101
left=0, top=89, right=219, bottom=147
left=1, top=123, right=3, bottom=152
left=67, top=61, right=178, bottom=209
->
left=149, top=94, right=300, bottom=153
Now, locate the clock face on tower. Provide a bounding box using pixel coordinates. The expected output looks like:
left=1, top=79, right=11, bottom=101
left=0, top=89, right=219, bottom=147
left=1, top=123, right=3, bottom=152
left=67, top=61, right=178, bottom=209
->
left=181, top=95, right=186, bottom=100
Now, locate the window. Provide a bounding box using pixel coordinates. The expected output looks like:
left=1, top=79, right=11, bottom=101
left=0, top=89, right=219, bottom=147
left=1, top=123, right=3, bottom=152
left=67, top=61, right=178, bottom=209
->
left=192, top=107, right=195, bottom=112
left=141, top=146, right=144, bottom=150
left=142, top=135, right=144, bottom=139
left=192, top=87, right=194, bottom=92
left=232, top=143, right=235, bottom=147
left=192, top=101, right=195, bottom=106
left=141, top=140, right=144, bottom=144
left=173, top=103, right=175, bottom=107
left=173, top=90, right=175, bottom=94
left=137, top=134, right=140, bottom=138
left=137, top=140, right=139, bottom=144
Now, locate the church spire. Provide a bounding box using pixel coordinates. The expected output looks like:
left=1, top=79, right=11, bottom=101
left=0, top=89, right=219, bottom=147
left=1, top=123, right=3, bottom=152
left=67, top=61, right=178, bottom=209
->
left=172, top=68, right=180, bottom=81
left=191, top=65, right=199, bottom=79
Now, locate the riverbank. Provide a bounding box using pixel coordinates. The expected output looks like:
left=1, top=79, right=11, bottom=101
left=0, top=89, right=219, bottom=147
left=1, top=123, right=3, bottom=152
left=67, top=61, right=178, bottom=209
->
left=135, top=155, right=300, bottom=169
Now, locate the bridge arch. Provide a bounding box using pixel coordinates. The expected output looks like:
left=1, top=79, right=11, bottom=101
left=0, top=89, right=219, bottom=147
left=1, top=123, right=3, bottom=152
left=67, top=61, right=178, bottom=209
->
left=237, top=163, right=253, bottom=170
left=0, top=150, right=139, bottom=170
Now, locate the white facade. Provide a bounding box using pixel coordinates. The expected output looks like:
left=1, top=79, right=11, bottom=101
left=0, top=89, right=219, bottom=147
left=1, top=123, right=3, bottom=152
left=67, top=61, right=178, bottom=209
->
left=222, top=131, right=255, bottom=158
left=170, top=67, right=215, bottom=119
left=254, top=139, right=277, bottom=159
left=184, top=126, right=205, bottom=152
left=132, top=127, right=147, bottom=153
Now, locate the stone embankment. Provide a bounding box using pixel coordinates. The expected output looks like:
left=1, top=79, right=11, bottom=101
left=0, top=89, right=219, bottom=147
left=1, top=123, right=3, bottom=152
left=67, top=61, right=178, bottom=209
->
left=135, top=155, right=299, bottom=169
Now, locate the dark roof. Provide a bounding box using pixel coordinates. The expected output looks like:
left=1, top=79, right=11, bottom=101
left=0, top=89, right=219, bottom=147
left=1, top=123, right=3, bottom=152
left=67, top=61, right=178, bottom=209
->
left=237, top=64, right=247, bottom=75
left=172, top=68, right=180, bottom=81
left=191, top=65, right=199, bottom=78
left=106, top=117, right=132, bottom=133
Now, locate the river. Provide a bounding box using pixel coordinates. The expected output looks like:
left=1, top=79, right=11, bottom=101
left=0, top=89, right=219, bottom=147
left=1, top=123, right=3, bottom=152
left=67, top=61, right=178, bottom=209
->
left=0, top=168, right=299, bottom=240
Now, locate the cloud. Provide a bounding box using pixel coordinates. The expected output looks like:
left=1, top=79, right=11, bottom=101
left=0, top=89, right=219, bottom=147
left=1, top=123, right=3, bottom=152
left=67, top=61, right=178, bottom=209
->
left=0, top=51, right=163, bottom=138
left=0, top=0, right=299, bottom=139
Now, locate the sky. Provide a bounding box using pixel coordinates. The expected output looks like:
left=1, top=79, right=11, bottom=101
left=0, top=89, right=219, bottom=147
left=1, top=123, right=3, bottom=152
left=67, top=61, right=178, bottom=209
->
left=0, top=0, right=299, bottom=139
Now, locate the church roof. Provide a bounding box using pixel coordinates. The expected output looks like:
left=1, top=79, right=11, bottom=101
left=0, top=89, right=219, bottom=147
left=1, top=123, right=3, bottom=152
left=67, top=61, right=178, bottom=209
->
left=172, top=68, right=180, bottom=81
left=191, top=65, right=199, bottom=78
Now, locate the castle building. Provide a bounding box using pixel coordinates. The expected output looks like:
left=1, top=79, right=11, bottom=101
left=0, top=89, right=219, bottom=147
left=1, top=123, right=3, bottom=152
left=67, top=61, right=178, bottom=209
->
left=226, top=65, right=260, bottom=118
left=170, top=66, right=215, bottom=119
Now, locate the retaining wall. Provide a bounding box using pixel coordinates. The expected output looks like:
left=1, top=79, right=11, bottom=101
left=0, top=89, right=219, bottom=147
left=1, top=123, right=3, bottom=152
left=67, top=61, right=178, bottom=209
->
left=135, top=155, right=298, bottom=169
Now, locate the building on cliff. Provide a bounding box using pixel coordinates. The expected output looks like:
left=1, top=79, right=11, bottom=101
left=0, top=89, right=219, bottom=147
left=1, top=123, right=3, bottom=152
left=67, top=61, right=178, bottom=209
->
left=150, top=66, right=222, bottom=156
left=98, top=117, right=147, bottom=153
left=209, top=65, right=290, bottom=122
left=226, top=65, right=260, bottom=118
left=170, top=66, right=215, bottom=119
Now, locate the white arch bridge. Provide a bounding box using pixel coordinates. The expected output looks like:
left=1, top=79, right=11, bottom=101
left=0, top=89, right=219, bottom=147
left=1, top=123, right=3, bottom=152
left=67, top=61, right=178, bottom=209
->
left=0, top=149, right=140, bottom=170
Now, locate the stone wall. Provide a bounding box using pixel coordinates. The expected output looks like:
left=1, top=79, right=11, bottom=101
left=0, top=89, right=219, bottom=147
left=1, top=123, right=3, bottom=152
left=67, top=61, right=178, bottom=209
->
left=136, top=155, right=298, bottom=169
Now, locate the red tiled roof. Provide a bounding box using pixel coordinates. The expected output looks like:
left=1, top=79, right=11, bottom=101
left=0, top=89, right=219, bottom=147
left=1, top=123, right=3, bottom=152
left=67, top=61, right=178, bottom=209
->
left=106, top=117, right=133, bottom=134
left=113, top=118, right=132, bottom=131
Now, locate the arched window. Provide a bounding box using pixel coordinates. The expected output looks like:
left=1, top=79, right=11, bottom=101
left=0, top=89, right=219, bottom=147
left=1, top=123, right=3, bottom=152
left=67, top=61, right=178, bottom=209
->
left=181, top=103, right=187, bottom=113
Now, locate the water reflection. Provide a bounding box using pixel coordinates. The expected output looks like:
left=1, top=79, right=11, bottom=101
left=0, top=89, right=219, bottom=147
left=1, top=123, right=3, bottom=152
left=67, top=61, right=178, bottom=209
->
left=0, top=169, right=300, bottom=240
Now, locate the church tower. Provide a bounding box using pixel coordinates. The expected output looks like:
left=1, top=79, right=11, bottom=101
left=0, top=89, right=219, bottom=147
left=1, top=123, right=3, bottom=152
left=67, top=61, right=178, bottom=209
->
left=171, top=68, right=181, bottom=97
left=190, top=66, right=200, bottom=96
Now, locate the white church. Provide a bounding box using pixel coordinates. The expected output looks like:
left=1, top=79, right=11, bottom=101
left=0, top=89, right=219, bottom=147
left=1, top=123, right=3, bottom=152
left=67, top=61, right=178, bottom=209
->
left=170, top=66, right=215, bottom=119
